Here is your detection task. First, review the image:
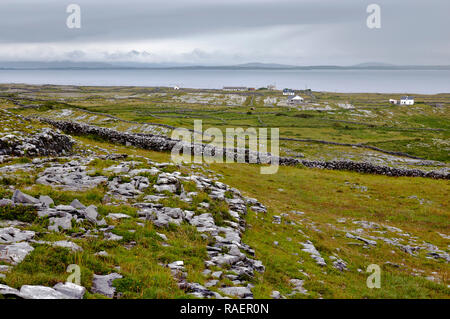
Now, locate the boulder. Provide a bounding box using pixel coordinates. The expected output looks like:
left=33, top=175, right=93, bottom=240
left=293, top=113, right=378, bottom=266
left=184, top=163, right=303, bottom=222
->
left=190, top=213, right=215, bottom=229
left=84, top=205, right=105, bottom=225
left=272, top=215, right=281, bottom=224
left=211, top=254, right=241, bottom=266
left=164, top=207, right=184, bottom=219
left=48, top=215, right=73, bottom=232
left=91, top=273, right=123, bottom=298
left=105, top=165, right=129, bottom=174
left=20, top=285, right=71, bottom=299
left=289, top=279, right=308, bottom=295
left=153, top=184, right=177, bottom=193
left=156, top=232, right=168, bottom=241
left=183, top=282, right=217, bottom=298
left=148, top=207, right=184, bottom=228
left=53, top=282, right=86, bottom=299
left=167, top=261, right=184, bottom=269
left=55, top=205, right=77, bottom=212
left=0, top=284, right=22, bottom=298
left=37, top=208, right=60, bottom=218
left=143, top=194, right=166, bottom=202
left=270, top=290, right=281, bottom=299
left=12, top=190, right=40, bottom=205
left=50, top=240, right=83, bottom=252
left=219, top=286, right=253, bottom=298
left=0, top=199, right=13, bottom=207
left=0, top=227, right=35, bottom=244
left=204, top=280, right=219, bottom=288
left=70, top=199, right=86, bottom=210
left=104, top=233, right=123, bottom=241
left=228, top=245, right=243, bottom=257
left=346, top=233, right=377, bottom=246
left=107, top=213, right=131, bottom=220
left=0, top=242, right=34, bottom=265
left=39, top=195, right=54, bottom=208
left=301, top=241, right=326, bottom=266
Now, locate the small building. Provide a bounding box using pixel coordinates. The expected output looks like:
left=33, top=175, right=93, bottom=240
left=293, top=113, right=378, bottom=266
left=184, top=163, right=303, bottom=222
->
left=223, top=86, right=247, bottom=91
left=389, top=99, right=397, bottom=104
left=267, top=84, right=276, bottom=90
left=173, top=85, right=180, bottom=90
left=287, top=95, right=304, bottom=105
left=283, top=89, right=295, bottom=96
left=389, top=96, right=414, bottom=105
left=400, top=96, right=414, bottom=105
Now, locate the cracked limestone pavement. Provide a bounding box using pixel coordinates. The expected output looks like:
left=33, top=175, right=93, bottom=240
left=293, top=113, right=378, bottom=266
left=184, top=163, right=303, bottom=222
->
left=0, top=148, right=268, bottom=298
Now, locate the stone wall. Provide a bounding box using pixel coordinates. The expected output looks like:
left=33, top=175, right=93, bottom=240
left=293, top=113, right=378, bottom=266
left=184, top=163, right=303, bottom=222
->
left=286, top=158, right=448, bottom=179
left=279, top=137, right=424, bottom=160
left=37, top=118, right=449, bottom=180
left=0, top=127, right=74, bottom=157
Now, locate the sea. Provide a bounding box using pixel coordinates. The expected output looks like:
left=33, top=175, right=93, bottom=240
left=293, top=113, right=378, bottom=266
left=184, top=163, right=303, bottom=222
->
left=0, top=68, right=449, bottom=94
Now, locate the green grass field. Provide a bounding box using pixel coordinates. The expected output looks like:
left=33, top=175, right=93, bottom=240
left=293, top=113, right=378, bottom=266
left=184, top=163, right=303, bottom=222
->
left=4, top=84, right=448, bottom=163
left=0, top=84, right=448, bottom=299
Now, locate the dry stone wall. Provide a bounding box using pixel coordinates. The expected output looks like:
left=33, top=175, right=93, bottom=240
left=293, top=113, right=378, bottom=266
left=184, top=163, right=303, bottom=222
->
left=37, top=118, right=449, bottom=180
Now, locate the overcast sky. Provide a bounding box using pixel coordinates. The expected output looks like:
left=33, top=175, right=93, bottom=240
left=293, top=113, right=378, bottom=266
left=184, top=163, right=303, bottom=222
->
left=0, top=0, right=449, bottom=65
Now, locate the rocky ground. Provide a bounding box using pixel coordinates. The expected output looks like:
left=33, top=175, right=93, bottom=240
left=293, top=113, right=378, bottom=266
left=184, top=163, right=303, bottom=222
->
left=0, top=151, right=270, bottom=298
left=0, top=111, right=271, bottom=298
left=0, top=102, right=448, bottom=299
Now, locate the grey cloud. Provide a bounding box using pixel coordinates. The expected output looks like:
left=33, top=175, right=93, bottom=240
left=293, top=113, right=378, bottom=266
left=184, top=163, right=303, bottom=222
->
left=65, top=50, right=86, bottom=60
left=0, top=0, right=363, bottom=43
left=0, top=0, right=448, bottom=65
left=103, top=50, right=151, bottom=60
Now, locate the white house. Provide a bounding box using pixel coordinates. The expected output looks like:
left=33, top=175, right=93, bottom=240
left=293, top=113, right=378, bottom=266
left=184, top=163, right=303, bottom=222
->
left=283, top=89, right=295, bottom=96
left=389, top=99, right=397, bottom=104
left=288, top=95, right=304, bottom=105
left=400, top=96, right=414, bottom=105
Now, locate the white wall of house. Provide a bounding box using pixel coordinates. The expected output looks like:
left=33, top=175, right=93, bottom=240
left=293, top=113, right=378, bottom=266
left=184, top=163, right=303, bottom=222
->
left=400, top=99, right=414, bottom=105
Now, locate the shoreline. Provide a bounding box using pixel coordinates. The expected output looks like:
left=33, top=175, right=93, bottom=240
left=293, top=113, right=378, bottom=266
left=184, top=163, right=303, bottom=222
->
left=0, top=82, right=449, bottom=96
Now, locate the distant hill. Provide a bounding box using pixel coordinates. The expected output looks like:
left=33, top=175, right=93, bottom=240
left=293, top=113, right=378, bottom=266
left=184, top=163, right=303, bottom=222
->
left=234, top=62, right=297, bottom=69
left=352, top=62, right=396, bottom=68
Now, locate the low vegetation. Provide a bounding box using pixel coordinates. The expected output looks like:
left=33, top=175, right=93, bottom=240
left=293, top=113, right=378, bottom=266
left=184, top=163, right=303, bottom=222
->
left=0, top=84, right=448, bottom=299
